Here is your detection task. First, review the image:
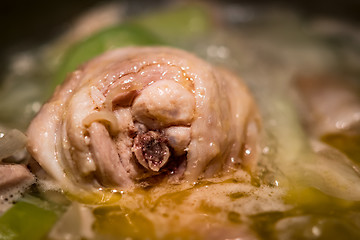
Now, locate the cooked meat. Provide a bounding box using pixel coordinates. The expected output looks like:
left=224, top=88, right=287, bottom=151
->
left=26, top=47, right=260, bottom=193
left=0, top=164, right=35, bottom=193
left=131, top=80, right=195, bottom=128
left=89, top=122, right=132, bottom=187
left=164, top=126, right=191, bottom=156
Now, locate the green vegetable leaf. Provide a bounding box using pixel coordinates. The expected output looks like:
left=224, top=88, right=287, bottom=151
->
left=0, top=201, right=59, bottom=240
left=52, top=4, right=213, bottom=91
left=53, top=23, right=163, bottom=89
left=133, top=4, right=212, bottom=44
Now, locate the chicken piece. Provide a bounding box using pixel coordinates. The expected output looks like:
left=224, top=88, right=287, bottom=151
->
left=0, top=163, right=35, bottom=211
left=132, top=80, right=195, bottom=129
left=27, top=47, right=260, bottom=194
left=0, top=164, right=35, bottom=212
left=88, top=122, right=132, bottom=187
left=0, top=164, right=35, bottom=191
left=164, top=126, right=191, bottom=156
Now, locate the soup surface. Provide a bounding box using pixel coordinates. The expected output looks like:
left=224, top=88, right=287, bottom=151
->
left=0, top=2, right=360, bottom=240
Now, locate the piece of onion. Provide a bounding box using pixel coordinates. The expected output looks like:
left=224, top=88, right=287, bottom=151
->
left=301, top=140, right=360, bottom=201
left=0, top=128, right=27, bottom=162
